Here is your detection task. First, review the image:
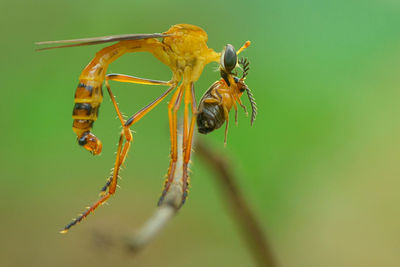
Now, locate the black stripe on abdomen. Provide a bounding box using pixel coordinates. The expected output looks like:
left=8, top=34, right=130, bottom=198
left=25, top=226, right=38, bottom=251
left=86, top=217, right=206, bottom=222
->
left=75, top=83, right=93, bottom=98
left=73, top=103, right=92, bottom=116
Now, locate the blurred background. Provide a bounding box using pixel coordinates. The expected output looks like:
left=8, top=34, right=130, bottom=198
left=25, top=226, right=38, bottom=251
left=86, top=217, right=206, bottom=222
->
left=1, top=0, right=400, bottom=266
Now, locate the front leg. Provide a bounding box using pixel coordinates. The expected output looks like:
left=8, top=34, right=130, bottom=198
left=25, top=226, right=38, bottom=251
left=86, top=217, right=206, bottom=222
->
left=181, top=83, right=198, bottom=204
left=158, top=84, right=184, bottom=206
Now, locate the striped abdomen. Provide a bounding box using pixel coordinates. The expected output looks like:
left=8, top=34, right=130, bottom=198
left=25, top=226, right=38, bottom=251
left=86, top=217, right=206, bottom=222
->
left=72, top=42, right=122, bottom=155
left=72, top=79, right=103, bottom=155
left=71, top=42, right=128, bottom=155
left=70, top=38, right=165, bottom=154
left=197, top=81, right=226, bottom=134
left=197, top=101, right=225, bottom=134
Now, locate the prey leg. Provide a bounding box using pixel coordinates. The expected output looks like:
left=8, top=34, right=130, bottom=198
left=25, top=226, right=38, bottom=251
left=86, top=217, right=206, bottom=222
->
left=223, top=106, right=230, bottom=146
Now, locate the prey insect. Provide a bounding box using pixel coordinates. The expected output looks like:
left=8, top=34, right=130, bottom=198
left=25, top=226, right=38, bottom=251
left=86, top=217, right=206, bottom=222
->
left=36, top=24, right=251, bottom=233
left=197, top=53, right=257, bottom=144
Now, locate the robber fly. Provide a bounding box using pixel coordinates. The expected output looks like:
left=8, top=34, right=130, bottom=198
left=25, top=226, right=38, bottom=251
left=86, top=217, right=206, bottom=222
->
left=36, top=24, right=251, bottom=233
left=197, top=45, right=257, bottom=144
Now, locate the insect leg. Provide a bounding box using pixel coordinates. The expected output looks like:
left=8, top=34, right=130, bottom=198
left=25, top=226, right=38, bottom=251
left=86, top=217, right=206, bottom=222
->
left=107, top=73, right=173, bottom=86
left=158, top=84, right=184, bottom=205
left=100, top=75, right=175, bottom=194
left=210, top=87, right=223, bottom=104
left=202, top=98, right=219, bottom=104
left=71, top=38, right=169, bottom=155
left=232, top=94, right=248, bottom=125
left=61, top=133, right=124, bottom=233
left=223, top=105, right=230, bottom=146
left=119, top=82, right=177, bottom=164
left=234, top=103, right=238, bottom=126
left=62, top=78, right=176, bottom=233
left=181, top=83, right=198, bottom=204
left=235, top=95, right=248, bottom=115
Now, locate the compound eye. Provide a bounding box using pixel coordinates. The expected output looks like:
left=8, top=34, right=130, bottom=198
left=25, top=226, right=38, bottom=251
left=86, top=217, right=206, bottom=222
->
left=235, top=78, right=246, bottom=92
left=220, top=44, right=237, bottom=73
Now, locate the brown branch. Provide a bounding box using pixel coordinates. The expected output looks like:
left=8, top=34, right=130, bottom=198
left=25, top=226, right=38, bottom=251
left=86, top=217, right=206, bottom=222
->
left=123, top=132, right=186, bottom=251
left=92, top=133, right=278, bottom=267
left=195, top=138, right=278, bottom=267
left=124, top=205, right=177, bottom=251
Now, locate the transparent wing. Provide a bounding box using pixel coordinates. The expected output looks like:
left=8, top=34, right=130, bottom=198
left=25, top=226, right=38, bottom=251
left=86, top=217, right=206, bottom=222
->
left=36, top=33, right=170, bottom=51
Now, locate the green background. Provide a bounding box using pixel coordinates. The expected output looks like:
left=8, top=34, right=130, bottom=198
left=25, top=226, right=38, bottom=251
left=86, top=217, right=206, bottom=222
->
left=1, top=0, right=400, bottom=266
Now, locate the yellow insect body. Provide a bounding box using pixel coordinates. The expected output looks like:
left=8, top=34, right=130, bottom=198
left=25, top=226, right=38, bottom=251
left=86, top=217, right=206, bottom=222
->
left=37, top=24, right=250, bottom=233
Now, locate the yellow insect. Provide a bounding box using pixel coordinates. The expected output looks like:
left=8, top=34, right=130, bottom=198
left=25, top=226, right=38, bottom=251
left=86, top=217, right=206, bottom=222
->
left=36, top=24, right=251, bottom=233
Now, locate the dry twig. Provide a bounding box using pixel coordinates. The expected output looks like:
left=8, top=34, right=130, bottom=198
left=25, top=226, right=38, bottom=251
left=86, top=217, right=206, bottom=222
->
left=195, top=139, right=278, bottom=267
left=94, top=132, right=277, bottom=267
left=124, top=132, right=186, bottom=251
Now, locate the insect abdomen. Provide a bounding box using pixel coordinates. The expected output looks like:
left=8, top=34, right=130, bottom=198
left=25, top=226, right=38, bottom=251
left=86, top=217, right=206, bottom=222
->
left=70, top=39, right=165, bottom=154
left=72, top=79, right=103, bottom=155
left=71, top=42, right=129, bottom=155
left=197, top=101, right=225, bottom=134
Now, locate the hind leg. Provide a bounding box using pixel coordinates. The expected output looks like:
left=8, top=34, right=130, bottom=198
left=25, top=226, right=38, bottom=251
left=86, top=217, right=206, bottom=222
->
left=61, top=74, right=176, bottom=233
left=99, top=74, right=176, bottom=194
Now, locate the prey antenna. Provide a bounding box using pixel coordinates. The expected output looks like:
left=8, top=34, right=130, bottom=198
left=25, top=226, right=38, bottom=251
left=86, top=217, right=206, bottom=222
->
left=239, top=58, right=257, bottom=125
left=238, top=57, right=250, bottom=79
left=246, top=87, right=257, bottom=125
